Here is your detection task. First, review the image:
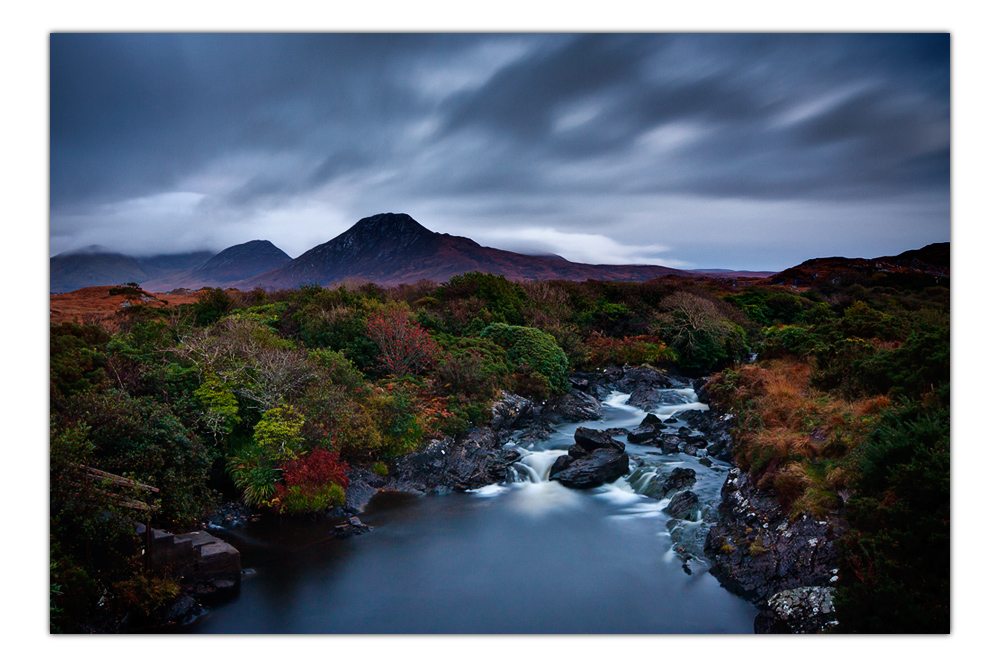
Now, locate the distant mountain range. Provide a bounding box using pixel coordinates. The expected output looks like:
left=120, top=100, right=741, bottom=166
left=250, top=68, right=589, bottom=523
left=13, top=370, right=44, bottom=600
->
left=50, top=213, right=689, bottom=293
left=52, top=212, right=946, bottom=295
left=51, top=241, right=290, bottom=294
left=232, top=213, right=687, bottom=289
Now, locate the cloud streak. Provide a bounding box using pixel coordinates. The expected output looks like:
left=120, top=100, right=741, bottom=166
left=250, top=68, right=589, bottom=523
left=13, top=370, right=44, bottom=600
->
left=50, top=33, right=950, bottom=270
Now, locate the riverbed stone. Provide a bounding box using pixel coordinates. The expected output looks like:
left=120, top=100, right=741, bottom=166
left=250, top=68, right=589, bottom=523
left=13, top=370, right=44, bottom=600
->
left=627, top=424, right=659, bottom=443
left=665, top=490, right=701, bottom=521
left=574, top=427, right=625, bottom=452
left=626, top=385, right=661, bottom=412
left=640, top=412, right=662, bottom=426
left=550, top=448, right=630, bottom=489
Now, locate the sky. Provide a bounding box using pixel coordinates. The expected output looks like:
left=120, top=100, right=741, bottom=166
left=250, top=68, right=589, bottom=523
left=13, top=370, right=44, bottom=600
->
left=49, top=32, right=950, bottom=271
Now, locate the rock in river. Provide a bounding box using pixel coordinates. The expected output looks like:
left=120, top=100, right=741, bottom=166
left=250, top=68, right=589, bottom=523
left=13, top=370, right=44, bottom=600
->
left=550, top=448, right=630, bottom=489
left=665, top=490, right=701, bottom=521
left=574, top=427, right=625, bottom=452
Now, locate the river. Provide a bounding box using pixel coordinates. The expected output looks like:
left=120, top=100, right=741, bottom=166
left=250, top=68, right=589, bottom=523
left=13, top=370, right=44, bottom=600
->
left=182, top=389, right=758, bottom=633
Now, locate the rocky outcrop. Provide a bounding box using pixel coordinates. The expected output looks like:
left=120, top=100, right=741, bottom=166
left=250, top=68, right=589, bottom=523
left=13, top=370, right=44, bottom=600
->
left=491, top=391, right=534, bottom=433
left=753, top=586, right=838, bottom=634
left=343, top=466, right=387, bottom=515
left=542, top=389, right=603, bottom=423
left=384, top=392, right=535, bottom=495
left=550, top=448, right=630, bottom=489
left=387, top=427, right=521, bottom=494
left=704, top=468, right=844, bottom=606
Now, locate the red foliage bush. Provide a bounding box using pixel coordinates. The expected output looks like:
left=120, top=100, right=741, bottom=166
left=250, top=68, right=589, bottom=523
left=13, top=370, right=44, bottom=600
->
left=365, top=308, right=440, bottom=376
left=280, top=448, right=349, bottom=493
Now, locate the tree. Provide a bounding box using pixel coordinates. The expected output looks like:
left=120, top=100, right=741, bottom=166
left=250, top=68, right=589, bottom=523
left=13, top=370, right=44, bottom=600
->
left=365, top=306, right=440, bottom=377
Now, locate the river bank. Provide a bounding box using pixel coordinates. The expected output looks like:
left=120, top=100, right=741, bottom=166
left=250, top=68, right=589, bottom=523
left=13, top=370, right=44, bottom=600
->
left=167, top=364, right=841, bottom=633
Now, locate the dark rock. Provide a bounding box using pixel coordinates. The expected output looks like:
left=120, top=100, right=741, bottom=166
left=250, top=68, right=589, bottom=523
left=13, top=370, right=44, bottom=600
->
left=542, top=389, right=603, bottom=423
left=626, top=385, right=661, bottom=412
left=332, top=516, right=371, bottom=538
left=344, top=466, right=385, bottom=514
left=640, top=412, right=662, bottom=426
left=659, top=435, right=682, bottom=454
left=679, top=437, right=707, bottom=456
left=574, top=427, right=625, bottom=452
left=604, top=427, right=630, bottom=436
left=754, top=587, right=838, bottom=634
left=698, top=457, right=714, bottom=467
left=706, top=441, right=728, bottom=458
left=616, top=365, right=685, bottom=391
left=665, top=490, right=701, bottom=521
left=626, top=424, right=659, bottom=443
left=490, top=392, right=534, bottom=432
left=567, top=444, right=588, bottom=459
left=550, top=448, right=630, bottom=489
left=568, top=374, right=590, bottom=392
left=642, top=467, right=697, bottom=500
left=387, top=428, right=519, bottom=494
left=549, top=455, right=574, bottom=478
left=663, top=467, right=697, bottom=493
left=161, top=594, right=203, bottom=626
left=704, top=468, right=845, bottom=605
left=677, top=426, right=693, bottom=438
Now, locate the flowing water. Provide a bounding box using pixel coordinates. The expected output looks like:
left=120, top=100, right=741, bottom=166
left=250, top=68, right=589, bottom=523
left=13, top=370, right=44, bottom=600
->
left=183, top=389, right=757, bottom=633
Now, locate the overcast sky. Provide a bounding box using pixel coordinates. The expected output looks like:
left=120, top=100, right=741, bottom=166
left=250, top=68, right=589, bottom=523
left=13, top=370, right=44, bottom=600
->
left=49, top=33, right=950, bottom=270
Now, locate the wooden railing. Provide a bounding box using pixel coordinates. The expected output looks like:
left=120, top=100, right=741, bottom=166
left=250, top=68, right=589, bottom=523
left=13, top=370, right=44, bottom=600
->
left=71, top=464, right=159, bottom=571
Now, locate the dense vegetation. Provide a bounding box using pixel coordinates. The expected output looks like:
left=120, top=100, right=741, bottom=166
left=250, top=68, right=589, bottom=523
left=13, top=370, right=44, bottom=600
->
left=706, top=273, right=950, bottom=632
left=49, top=269, right=949, bottom=632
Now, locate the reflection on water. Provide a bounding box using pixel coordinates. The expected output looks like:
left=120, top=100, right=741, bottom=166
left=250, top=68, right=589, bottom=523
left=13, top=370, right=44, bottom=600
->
left=184, top=388, right=757, bottom=634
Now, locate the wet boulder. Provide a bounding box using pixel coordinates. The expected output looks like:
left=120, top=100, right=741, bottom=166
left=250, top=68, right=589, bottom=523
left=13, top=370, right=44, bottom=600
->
left=550, top=448, right=630, bottom=489
left=640, top=412, right=662, bottom=426
left=567, top=443, right=589, bottom=459
left=643, top=467, right=697, bottom=500
left=659, top=435, right=682, bottom=454
left=663, top=467, right=697, bottom=493
left=665, top=490, right=701, bottom=521
left=542, top=389, right=603, bottom=423
left=626, top=385, right=661, bottom=412
left=627, top=424, right=659, bottom=444
left=549, top=454, right=574, bottom=478
left=574, top=427, right=625, bottom=452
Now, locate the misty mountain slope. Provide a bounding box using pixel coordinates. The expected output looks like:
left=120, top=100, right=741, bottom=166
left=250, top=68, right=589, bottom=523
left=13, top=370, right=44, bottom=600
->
left=50, top=247, right=151, bottom=294
left=140, top=240, right=292, bottom=291
left=235, top=212, right=686, bottom=289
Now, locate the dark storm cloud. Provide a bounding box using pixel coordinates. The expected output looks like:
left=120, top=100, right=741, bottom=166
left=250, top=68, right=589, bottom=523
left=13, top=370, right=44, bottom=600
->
left=50, top=32, right=949, bottom=268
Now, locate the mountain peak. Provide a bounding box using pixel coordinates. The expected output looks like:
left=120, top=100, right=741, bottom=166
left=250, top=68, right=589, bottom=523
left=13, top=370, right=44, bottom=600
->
left=346, top=212, right=432, bottom=238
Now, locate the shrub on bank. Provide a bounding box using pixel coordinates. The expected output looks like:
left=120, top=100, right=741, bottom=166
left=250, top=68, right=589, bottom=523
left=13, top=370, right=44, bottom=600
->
left=480, top=323, right=569, bottom=397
